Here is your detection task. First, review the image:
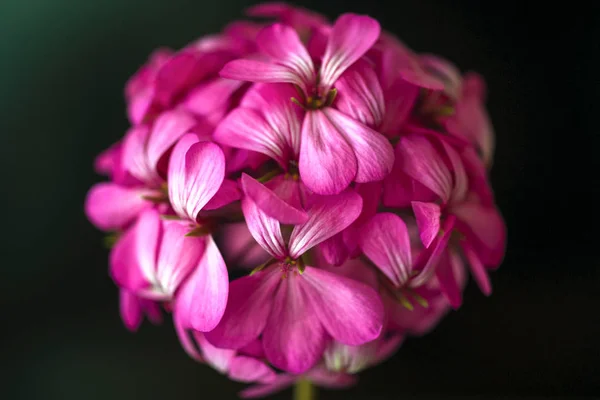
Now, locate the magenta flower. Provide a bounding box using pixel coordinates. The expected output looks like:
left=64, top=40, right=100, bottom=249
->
left=205, top=186, right=384, bottom=373
left=175, top=325, right=277, bottom=385
left=219, top=13, right=394, bottom=195
left=85, top=3, right=506, bottom=398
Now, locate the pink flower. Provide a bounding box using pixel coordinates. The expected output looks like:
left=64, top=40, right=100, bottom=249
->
left=86, top=3, right=506, bottom=397
left=247, top=2, right=328, bottom=33
left=125, top=34, right=248, bottom=126
left=444, top=72, right=496, bottom=166
left=205, top=187, right=384, bottom=373
left=119, top=289, right=163, bottom=332
left=219, top=14, right=394, bottom=194
left=395, top=133, right=506, bottom=298
left=323, top=334, right=404, bottom=374
left=109, top=208, right=228, bottom=333
left=84, top=110, right=200, bottom=232
left=218, top=222, right=271, bottom=270
left=175, top=322, right=276, bottom=385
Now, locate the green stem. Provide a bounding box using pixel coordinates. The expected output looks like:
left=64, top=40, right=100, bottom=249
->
left=294, top=379, right=315, bottom=400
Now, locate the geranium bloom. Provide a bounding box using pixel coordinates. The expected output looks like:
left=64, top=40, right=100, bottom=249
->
left=219, top=13, right=394, bottom=195
left=85, top=3, right=506, bottom=398
left=205, top=182, right=384, bottom=373
left=395, top=133, right=505, bottom=297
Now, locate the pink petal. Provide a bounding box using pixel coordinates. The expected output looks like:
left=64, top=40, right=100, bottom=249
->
left=239, top=339, right=266, bottom=359
left=219, top=222, right=271, bottom=269
left=335, top=60, right=385, bottom=127
left=143, top=301, right=163, bottom=325
left=298, top=110, right=357, bottom=195
left=319, top=233, right=349, bottom=266
left=109, top=225, right=146, bottom=292
left=175, top=236, right=229, bottom=332
left=288, top=190, right=363, bottom=259
left=360, top=213, right=413, bottom=287
left=119, top=290, right=142, bottom=332
left=168, top=133, right=226, bottom=221
left=256, top=24, right=315, bottom=91
left=461, top=241, right=492, bottom=296
left=204, top=269, right=280, bottom=349
left=122, top=125, right=159, bottom=185
left=220, top=59, right=308, bottom=88
left=411, top=215, right=457, bottom=287
left=154, top=220, right=207, bottom=297
left=94, top=141, right=121, bottom=177
left=343, top=181, right=383, bottom=257
left=184, top=78, right=243, bottom=117
left=324, top=341, right=378, bottom=373
left=134, top=209, right=162, bottom=287
left=307, top=366, right=358, bottom=388
left=154, top=51, right=209, bottom=106
left=320, top=257, right=379, bottom=289
left=174, top=317, right=204, bottom=362
left=241, top=173, right=308, bottom=224
left=194, top=332, right=235, bottom=373
left=380, top=79, right=419, bottom=135
left=263, top=274, right=326, bottom=374
left=382, top=143, right=438, bottom=207
left=146, top=110, right=197, bottom=172
left=265, top=174, right=306, bottom=211
left=446, top=73, right=495, bottom=166
left=406, top=124, right=472, bottom=149
left=240, top=83, right=303, bottom=160
left=229, top=355, right=276, bottom=384
left=452, top=203, right=506, bottom=267
left=320, top=14, right=381, bottom=87
left=84, top=183, right=152, bottom=231
left=127, top=86, right=155, bottom=125
left=373, top=334, right=405, bottom=365
left=306, top=24, right=330, bottom=59
left=399, top=68, right=446, bottom=90
left=214, top=107, right=291, bottom=168
left=398, top=134, right=453, bottom=203
left=441, top=139, right=469, bottom=203
left=324, top=108, right=394, bottom=183
left=434, top=250, right=463, bottom=309
left=385, top=290, right=450, bottom=336
left=241, top=195, right=287, bottom=259
left=412, top=201, right=442, bottom=248
left=239, top=374, right=297, bottom=399
left=302, top=266, right=384, bottom=345
left=247, top=3, right=328, bottom=30
left=420, top=54, right=463, bottom=100
left=203, top=179, right=241, bottom=210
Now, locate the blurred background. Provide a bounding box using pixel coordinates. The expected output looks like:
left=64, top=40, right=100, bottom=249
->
left=1, top=0, right=598, bottom=398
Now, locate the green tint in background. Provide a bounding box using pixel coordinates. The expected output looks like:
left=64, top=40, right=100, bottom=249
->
left=1, top=0, right=598, bottom=399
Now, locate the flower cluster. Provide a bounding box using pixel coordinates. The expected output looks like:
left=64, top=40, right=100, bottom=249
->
left=85, top=3, right=505, bottom=397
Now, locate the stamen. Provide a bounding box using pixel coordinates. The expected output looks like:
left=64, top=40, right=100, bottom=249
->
left=142, top=194, right=168, bottom=203
left=405, top=289, right=430, bottom=308
left=250, top=258, right=274, bottom=276
left=397, top=292, right=414, bottom=311
left=257, top=169, right=281, bottom=183
left=161, top=214, right=182, bottom=220
left=297, top=258, right=306, bottom=275
left=185, top=225, right=211, bottom=237
left=291, top=97, right=306, bottom=110
left=325, top=88, right=338, bottom=107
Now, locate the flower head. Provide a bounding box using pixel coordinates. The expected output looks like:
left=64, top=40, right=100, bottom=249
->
left=85, top=3, right=506, bottom=398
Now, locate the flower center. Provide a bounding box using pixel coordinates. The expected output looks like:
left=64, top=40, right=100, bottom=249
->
left=292, top=88, right=338, bottom=111
left=280, top=256, right=305, bottom=278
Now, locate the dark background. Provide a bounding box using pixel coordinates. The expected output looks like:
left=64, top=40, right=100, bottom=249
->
left=2, top=0, right=598, bottom=398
